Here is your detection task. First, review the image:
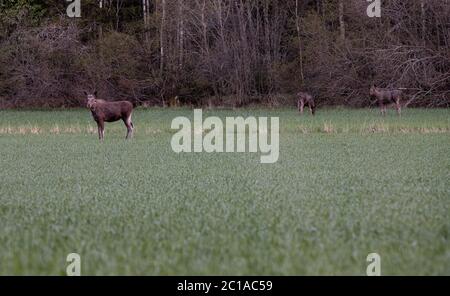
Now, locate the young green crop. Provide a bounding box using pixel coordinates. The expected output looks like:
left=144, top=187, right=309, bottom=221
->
left=0, top=108, right=449, bottom=275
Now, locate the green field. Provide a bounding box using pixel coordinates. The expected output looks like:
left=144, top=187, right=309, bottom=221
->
left=0, top=108, right=449, bottom=275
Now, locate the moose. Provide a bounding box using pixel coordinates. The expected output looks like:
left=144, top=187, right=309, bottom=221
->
left=370, top=86, right=402, bottom=116
left=84, top=91, right=134, bottom=141
left=297, top=92, right=316, bottom=115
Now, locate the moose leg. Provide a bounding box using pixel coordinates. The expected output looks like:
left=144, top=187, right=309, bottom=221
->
left=298, top=100, right=304, bottom=114
left=380, top=103, right=386, bottom=116
left=396, top=99, right=402, bottom=116
left=97, top=120, right=105, bottom=141
left=309, top=104, right=314, bottom=115
left=124, top=115, right=134, bottom=139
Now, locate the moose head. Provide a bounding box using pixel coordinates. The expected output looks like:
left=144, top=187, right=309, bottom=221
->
left=84, top=91, right=98, bottom=109
left=369, top=85, right=378, bottom=97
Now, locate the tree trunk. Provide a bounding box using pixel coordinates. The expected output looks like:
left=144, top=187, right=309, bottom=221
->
left=338, top=0, right=345, bottom=41
left=421, top=0, right=426, bottom=45
left=295, top=0, right=304, bottom=84
left=143, top=0, right=148, bottom=26
left=160, top=0, right=166, bottom=76
left=178, top=0, right=184, bottom=69
left=115, top=0, right=121, bottom=31
left=98, top=1, right=104, bottom=38
left=143, top=0, right=150, bottom=42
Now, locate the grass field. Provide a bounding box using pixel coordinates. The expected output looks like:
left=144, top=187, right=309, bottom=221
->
left=0, top=108, right=449, bottom=275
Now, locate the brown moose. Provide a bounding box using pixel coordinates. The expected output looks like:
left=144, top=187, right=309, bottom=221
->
left=85, top=91, right=134, bottom=140
left=370, top=86, right=402, bottom=116
left=297, top=92, right=316, bottom=115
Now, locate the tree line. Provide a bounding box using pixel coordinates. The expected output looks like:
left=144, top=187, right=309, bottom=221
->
left=0, top=0, right=448, bottom=108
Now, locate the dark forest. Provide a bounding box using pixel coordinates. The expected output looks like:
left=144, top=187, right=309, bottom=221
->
left=0, top=0, right=448, bottom=108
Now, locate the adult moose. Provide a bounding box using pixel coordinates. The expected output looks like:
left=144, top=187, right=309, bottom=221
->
left=84, top=91, right=134, bottom=141
left=370, top=85, right=402, bottom=116
left=297, top=92, right=316, bottom=116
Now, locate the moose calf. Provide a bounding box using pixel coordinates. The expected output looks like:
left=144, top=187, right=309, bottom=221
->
left=297, top=92, right=316, bottom=115
left=370, top=86, right=402, bottom=116
left=85, top=91, right=134, bottom=141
